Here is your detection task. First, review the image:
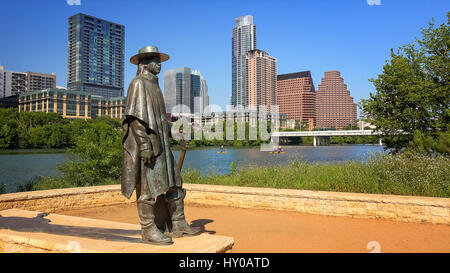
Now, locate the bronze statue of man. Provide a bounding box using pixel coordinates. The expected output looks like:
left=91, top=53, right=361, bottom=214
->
left=121, top=46, right=200, bottom=245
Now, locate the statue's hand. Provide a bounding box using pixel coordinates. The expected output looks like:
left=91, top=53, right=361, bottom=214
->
left=140, top=149, right=156, bottom=166
left=150, top=134, right=161, bottom=156
left=181, top=139, right=190, bottom=150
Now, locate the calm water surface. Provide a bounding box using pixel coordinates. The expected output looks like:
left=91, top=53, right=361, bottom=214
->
left=0, top=145, right=386, bottom=193
left=0, top=152, right=67, bottom=193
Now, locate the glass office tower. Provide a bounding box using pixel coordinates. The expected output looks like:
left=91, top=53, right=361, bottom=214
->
left=164, top=67, right=209, bottom=114
left=231, top=15, right=256, bottom=108
left=67, top=13, right=124, bottom=98
left=191, top=70, right=209, bottom=114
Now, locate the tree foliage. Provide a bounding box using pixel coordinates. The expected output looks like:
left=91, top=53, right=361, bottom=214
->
left=22, top=116, right=123, bottom=189
left=57, top=116, right=123, bottom=186
left=361, top=13, right=449, bottom=154
left=0, top=108, right=69, bottom=149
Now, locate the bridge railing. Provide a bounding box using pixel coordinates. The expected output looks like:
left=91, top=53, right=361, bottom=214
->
left=271, top=130, right=382, bottom=137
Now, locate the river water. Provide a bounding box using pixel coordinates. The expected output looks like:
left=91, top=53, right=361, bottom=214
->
left=0, top=145, right=386, bottom=193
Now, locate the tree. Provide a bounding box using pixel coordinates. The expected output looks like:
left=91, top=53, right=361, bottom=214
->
left=361, top=13, right=449, bottom=153
left=57, top=116, right=123, bottom=186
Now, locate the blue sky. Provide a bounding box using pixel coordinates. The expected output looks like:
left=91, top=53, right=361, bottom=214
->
left=0, top=0, right=448, bottom=116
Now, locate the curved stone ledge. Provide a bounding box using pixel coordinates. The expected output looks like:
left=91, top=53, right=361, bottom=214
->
left=0, top=184, right=449, bottom=225
left=0, top=185, right=135, bottom=213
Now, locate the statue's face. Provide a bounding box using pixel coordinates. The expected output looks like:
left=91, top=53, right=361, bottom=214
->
left=141, top=58, right=161, bottom=75
left=148, top=60, right=161, bottom=75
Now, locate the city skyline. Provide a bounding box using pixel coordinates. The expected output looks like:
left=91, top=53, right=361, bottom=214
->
left=0, top=0, right=448, bottom=117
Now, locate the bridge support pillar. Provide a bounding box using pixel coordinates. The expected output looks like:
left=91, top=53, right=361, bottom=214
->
left=313, top=136, right=330, bottom=146
left=322, top=136, right=330, bottom=146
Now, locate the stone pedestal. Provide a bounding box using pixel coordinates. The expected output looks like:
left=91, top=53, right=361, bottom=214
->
left=0, top=209, right=234, bottom=253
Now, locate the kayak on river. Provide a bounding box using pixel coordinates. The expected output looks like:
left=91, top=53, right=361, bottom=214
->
left=270, top=145, right=285, bottom=154
left=218, top=145, right=227, bottom=154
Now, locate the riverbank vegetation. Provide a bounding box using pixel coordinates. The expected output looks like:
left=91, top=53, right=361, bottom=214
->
left=183, top=153, right=449, bottom=198
left=10, top=110, right=447, bottom=198
left=18, top=153, right=449, bottom=198
left=9, top=109, right=449, bottom=198
left=0, top=108, right=122, bottom=149
left=0, top=109, right=380, bottom=150
left=0, top=109, right=272, bottom=150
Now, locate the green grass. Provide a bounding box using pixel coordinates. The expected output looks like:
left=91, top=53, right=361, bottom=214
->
left=17, top=153, right=450, bottom=198
left=183, top=153, right=450, bottom=198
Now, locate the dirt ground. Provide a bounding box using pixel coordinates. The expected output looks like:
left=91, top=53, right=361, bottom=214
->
left=61, top=203, right=450, bottom=253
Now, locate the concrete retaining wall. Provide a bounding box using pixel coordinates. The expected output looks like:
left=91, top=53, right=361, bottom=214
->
left=0, top=184, right=449, bottom=225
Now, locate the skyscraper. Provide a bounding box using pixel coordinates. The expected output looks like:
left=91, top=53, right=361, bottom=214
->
left=246, top=49, right=277, bottom=112
left=67, top=13, right=124, bottom=98
left=276, top=71, right=316, bottom=124
left=191, top=70, right=209, bottom=114
left=164, top=67, right=191, bottom=114
left=164, top=67, right=209, bottom=114
left=232, top=15, right=256, bottom=108
left=315, top=71, right=357, bottom=129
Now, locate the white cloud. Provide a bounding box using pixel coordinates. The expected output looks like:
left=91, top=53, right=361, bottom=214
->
left=66, top=0, right=81, bottom=6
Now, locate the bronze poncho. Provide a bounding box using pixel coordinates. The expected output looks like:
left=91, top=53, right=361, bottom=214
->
left=121, top=73, right=182, bottom=199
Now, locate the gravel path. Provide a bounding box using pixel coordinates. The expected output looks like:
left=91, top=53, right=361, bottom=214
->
left=61, top=203, right=450, bottom=253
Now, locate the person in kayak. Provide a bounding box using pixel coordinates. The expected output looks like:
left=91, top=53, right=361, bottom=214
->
left=277, top=145, right=284, bottom=154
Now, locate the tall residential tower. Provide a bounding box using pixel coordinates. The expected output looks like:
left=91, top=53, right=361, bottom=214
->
left=247, top=49, right=277, bottom=112
left=231, top=15, right=256, bottom=108
left=67, top=13, right=124, bottom=98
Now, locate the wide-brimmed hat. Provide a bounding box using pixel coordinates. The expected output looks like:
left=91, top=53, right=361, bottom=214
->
left=130, top=46, right=169, bottom=65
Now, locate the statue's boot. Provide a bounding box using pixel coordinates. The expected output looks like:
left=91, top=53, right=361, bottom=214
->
left=166, top=189, right=201, bottom=238
left=138, top=200, right=173, bottom=245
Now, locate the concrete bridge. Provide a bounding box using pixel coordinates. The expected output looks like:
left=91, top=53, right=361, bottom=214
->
left=271, top=130, right=383, bottom=146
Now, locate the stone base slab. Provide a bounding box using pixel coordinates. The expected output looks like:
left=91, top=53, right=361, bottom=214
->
left=0, top=209, right=234, bottom=253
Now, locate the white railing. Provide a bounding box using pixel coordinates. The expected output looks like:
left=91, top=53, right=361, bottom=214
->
left=271, top=130, right=382, bottom=137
